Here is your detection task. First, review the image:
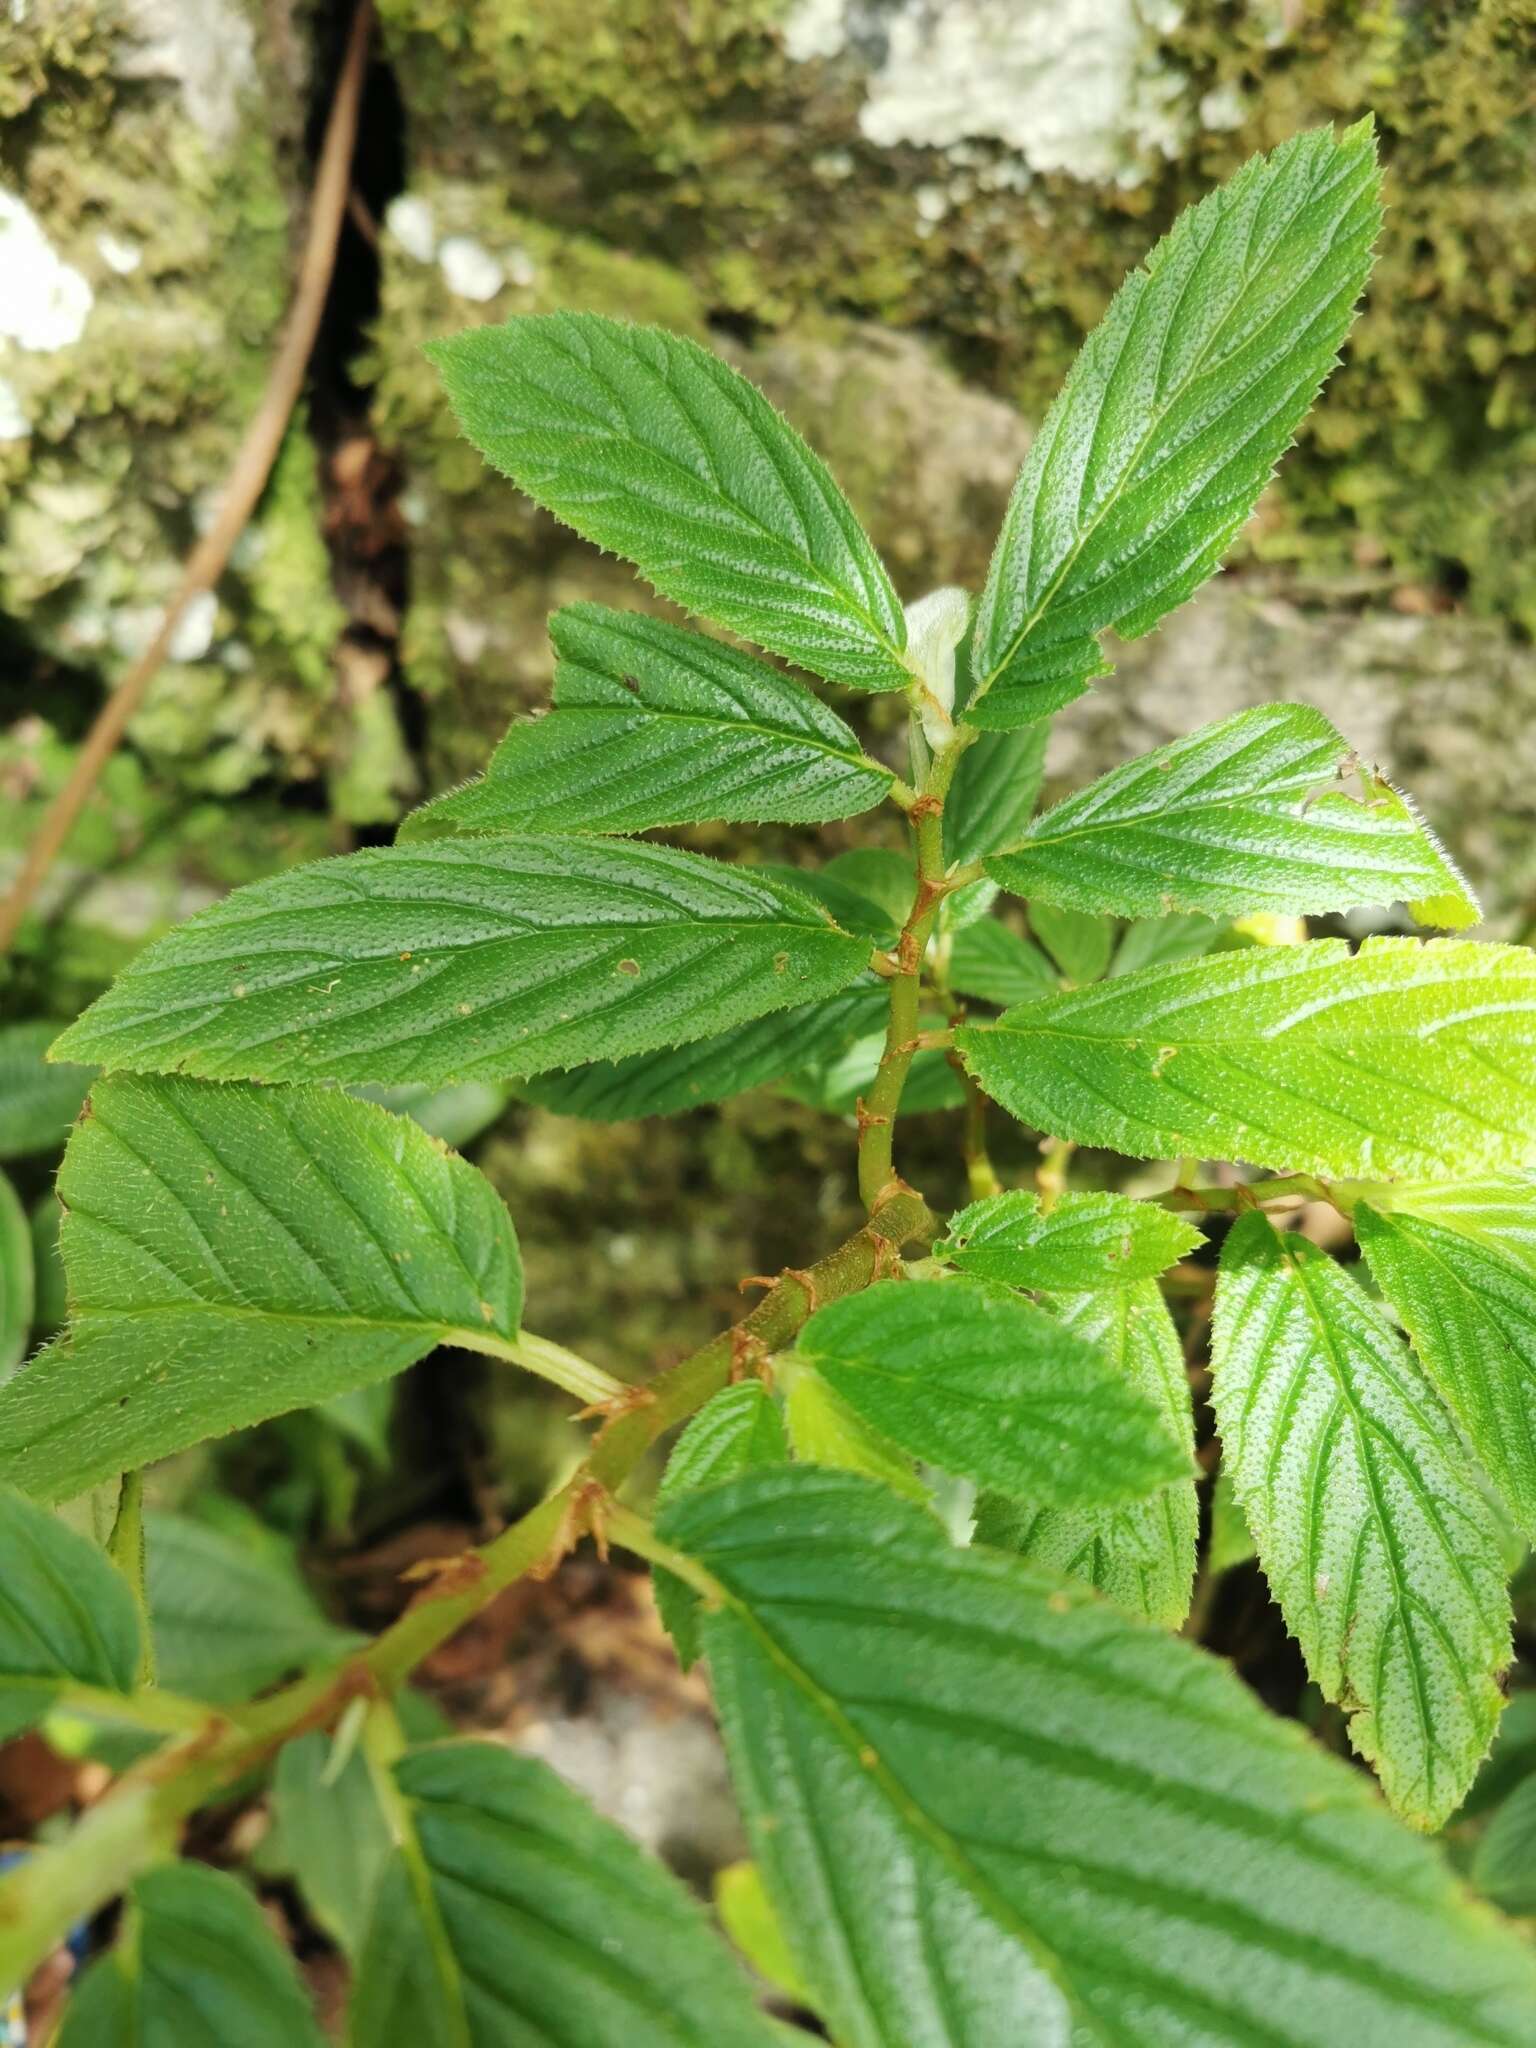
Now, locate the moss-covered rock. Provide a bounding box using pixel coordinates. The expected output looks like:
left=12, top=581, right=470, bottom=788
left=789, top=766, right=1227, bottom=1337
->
left=0, top=0, right=346, bottom=796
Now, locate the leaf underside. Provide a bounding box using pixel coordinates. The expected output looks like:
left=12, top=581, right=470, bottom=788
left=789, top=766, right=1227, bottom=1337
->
left=1212, top=1213, right=1510, bottom=1827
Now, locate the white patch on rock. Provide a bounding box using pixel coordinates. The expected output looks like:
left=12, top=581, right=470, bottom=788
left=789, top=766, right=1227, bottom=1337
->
left=115, top=0, right=258, bottom=150
left=784, top=0, right=849, bottom=61
left=167, top=589, right=218, bottom=663
left=0, top=378, right=30, bottom=441
left=0, top=192, right=93, bottom=351
left=1199, top=82, right=1247, bottom=132
left=788, top=0, right=1192, bottom=188
left=384, top=194, right=437, bottom=264
left=439, top=236, right=505, bottom=303
left=97, top=232, right=143, bottom=275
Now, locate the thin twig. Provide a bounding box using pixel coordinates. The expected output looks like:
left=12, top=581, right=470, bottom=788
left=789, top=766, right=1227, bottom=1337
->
left=0, top=1, right=375, bottom=957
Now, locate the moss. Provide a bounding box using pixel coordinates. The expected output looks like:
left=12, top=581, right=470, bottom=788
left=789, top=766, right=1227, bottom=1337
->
left=379, top=0, right=1536, bottom=631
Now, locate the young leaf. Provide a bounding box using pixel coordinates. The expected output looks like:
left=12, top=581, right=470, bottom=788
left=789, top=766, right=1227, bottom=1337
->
left=984, top=705, right=1478, bottom=924
left=1028, top=900, right=1113, bottom=985
left=714, top=1862, right=812, bottom=2011
left=350, top=1741, right=778, bottom=2048
left=968, top=123, right=1381, bottom=727
left=0, top=1021, right=92, bottom=1158
left=401, top=603, right=892, bottom=840
left=267, top=1730, right=393, bottom=1960
left=56, top=1862, right=326, bottom=2047
left=945, top=919, right=1057, bottom=1010
left=959, top=937, right=1536, bottom=1178
left=972, top=1282, right=1198, bottom=1626
left=794, top=1278, right=1188, bottom=1504
left=1355, top=1180, right=1536, bottom=1539
left=429, top=312, right=910, bottom=694
left=943, top=721, right=1050, bottom=867
left=145, top=1512, right=356, bottom=1700
left=0, top=1169, right=32, bottom=1378
left=1212, top=1212, right=1511, bottom=1827
left=0, top=1486, right=141, bottom=1740
left=520, top=984, right=886, bottom=1122
left=0, top=1076, right=524, bottom=1505
left=663, top=1468, right=1536, bottom=2048
left=937, top=1189, right=1202, bottom=1290
left=654, top=1381, right=788, bottom=1668
left=52, top=837, right=872, bottom=1088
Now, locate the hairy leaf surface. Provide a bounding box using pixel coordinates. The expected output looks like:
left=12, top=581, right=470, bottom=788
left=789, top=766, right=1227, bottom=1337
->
left=53, top=838, right=871, bottom=1088
left=663, top=1468, right=1536, bottom=2048
left=959, top=938, right=1536, bottom=1177
left=57, top=1862, right=326, bottom=2047
left=944, top=721, right=1050, bottom=867
left=985, top=705, right=1477, bottom=924
left=0, top=1486, right=140, bottom=1739
left=973, top=1283, right=1198, bottom=1626
left=0, top=1077, right=524, bottom=1504
left=351, top=1742, right=777, bottom=2048
left=1212, top=1213, right=1510, bottom=1826
left=430, top=313, right=909, bottom=693
left=403, top=604, right=891, bottom=840
left=938, top=1190, right=1201, bottom=1290
left=521, top=984, right=886, bottom=1122
left=968, top=123, right=1381, bottom=726
left=1356, top=1179, right=1536, bottom=1539
left=795, top=1279, right=1188, bottom=1504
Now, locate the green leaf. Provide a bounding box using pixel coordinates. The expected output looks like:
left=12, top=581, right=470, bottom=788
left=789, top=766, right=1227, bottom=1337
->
left=780, top=1021, right=965, bottom=1118
left=794, top=1279, right=1188, bottom=1504
left=0, top=1486, right=141, bottom=1740
left=1473, top=1774, right=1536, bottom=1913
left=1110, top=911, right=1224, bottom=977
left=0, top=1169, right=32, bottom=1378
left=946, top=919, right=1057, bottom=1010
left=56, top=1861, right=327, bottom=2047
left=351, top=1740, right=777, bottom=2048
left=267, top=1730, right=393, bottom=1959
left=146, top=1511, right=356, bottom=1699
left=943, top=721, right=1050, bottom=867
left=972, top=1282, right=1198, bottom=1626
left=429, top=312, right=909, bottom=694
left=937, top=1188, right=1202, bottom=1290
left=0, top=1020, right=92, bottom=1158
left=1028, top=900, right=1113, bottom=985
left=654, top=1381, right=788, bottom=1668
left=521, top=985, right=886, bottom=1122
left=1211, top=1212, right=1511, bottom=1827
left=0, top=1076, right=524, bottom=1505
left=1208, top=1465, right=1259, bottom=1576
left=52, top=837, right=872, bottom=1088
left=984, top=705, right=1478, bottom=925
left=959, top=937, right=1536, bottom=1178
left=754, top=863, right=898, bottom=947
left=1355, top=1180, right=1536, bottom=1540
left=968, top=123, right=1381, bottom=728
left=662, top=1467, right=1536, bottom=2048
left=349, top=1080, right=511, bottom=1148
left=402, top=604, right=891, bottom=840
left=783, top=1365, right=926, bottom=1503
